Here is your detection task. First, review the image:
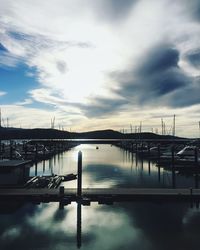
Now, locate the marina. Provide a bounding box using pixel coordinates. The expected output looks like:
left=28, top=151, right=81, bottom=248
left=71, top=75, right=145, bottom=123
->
left=1, top=0, right=200, bottom=248
left=0, top=142, right=200, bottom=249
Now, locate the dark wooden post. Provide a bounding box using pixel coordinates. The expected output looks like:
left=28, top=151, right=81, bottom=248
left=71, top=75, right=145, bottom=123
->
left=35, top=162, right=38, bottom=176
left=148, top=143, right=150, bottom=157
left=157, top=144, right=160, bottom=165
left=25, top=144, right=27, bottom=159
left=195, top=147, right=198, bottom=165
left=77, top=202, right=82, bottom=248
left=135, top=143, right=138, bottom=166
left=171, top=145, right=175, bottom=168
left=136, top=142, right=138, bottom=153
left=190, top=188, right=193, bottom=208
left=141, top=142, right=143, bottom=156
left=43, top=160, right=45, bottom=173
left=1, top=143, right=4, bottom=159
left=195, top=174, right=199, bottom=189
left=148, top=160, right=151, bottom=175
left=59, top=186, right=65, bottom=210
left=77, top=151, right=82, bottom=197
left=158, top=164, right=161, bottom=182
left=35, top=143, right=38, bottom=160
left=22, top=164, right=26, bottom=184
left=171, top=145, right=176, bottom=188
left=59, top=186, right=64, bottom=196
left=10, top=144, right=13, bottom=160
left=147, top=142, right=151, bottom=174
left=195, top=146, right=199, bottom=188
left=43, top=145, right=45, bottom=156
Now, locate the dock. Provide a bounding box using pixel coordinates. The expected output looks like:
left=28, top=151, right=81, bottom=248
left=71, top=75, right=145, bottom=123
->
left=0, top=151, right=200, bottom=207
left=0, top=187, right=200, bottom=205
left=0, top=160, right=32, bottom=168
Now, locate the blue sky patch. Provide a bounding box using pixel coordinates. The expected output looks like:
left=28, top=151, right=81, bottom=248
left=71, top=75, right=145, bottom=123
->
left=0, top=63, right=39, bottom=104
left=0, top=43, right=8, bottom=52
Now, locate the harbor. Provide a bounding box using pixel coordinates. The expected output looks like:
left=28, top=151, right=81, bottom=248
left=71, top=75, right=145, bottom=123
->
left=1, top=142, right=200, bottom=249
left=0, top=140, right=200, bottom=205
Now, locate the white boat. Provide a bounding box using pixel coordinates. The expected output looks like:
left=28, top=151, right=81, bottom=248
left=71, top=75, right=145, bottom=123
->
left=176, top=146, right=200, bottom=158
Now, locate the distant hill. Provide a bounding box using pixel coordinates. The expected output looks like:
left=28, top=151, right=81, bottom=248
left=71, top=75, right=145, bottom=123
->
left=0, top=127, right=185, bottom=140
left=0, top=127, right=72, bottom=140
left=74, top=129, right=123, bottom=139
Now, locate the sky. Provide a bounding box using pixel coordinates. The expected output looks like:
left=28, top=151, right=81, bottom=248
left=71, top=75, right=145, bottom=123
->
left=0, top=0, right=200, bottom=137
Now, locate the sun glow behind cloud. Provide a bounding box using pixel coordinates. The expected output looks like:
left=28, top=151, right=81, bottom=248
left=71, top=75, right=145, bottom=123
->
left=0, top=0, right=200, bottom=136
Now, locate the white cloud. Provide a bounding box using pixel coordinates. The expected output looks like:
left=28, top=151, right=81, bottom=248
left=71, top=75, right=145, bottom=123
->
left=0, top=91, right=6, bottom=96
left=0, top=103, right=83, bottom=130
left=14, top=98, right=33, bottom=105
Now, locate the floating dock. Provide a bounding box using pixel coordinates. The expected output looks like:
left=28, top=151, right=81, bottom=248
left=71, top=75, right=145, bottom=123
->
left=0, top=187, right=200, bottom=204
left=0, top=160, right=32, bottom=168
left=0, top=151, right=200, bottom=207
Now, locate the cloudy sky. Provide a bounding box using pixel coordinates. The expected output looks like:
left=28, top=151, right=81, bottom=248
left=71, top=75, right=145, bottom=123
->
left=0, top=0, right=200, bottom=137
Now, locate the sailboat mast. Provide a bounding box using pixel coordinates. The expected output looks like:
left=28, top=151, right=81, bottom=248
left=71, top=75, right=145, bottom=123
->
left=173, top=114, right=176, bottom=136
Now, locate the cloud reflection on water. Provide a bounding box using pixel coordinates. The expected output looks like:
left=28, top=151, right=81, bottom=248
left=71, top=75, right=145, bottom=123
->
left=1, top=145, right=200, bottom=249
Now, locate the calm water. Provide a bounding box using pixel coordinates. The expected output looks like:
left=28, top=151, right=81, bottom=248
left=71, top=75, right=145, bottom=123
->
left=1, top=144, right=200, bottom=250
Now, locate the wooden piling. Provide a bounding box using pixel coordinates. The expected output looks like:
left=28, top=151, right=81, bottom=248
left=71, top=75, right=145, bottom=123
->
left=195, top=147, right=198, bottom=165
left=77, top=151, right=82, bottom=197
left=148, top=160, right=151, bottom=175
left=195, top=174, right=199, bottom=189
left=171, top=145, right=175, bottom=168
left=24, top=144, right=27, bottom=159
left=35, top=143, right=38, bottom=160
left=190, top=188, right=193, bottom=208
left=77, top=202, right=82, bottom=248
left=35, top=162, right=38, bottom=176
left=59, top=186, right=65, bottom=210
left=148, top=143, right=150, bottom=157
left=157, top=144, right=160, bottom=165
left=10, top=144, right=13, bottom=160
left=171, top=145, right=176, bottom=188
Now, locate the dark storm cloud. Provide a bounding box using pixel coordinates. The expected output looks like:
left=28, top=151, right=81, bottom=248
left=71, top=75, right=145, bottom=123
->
left=186, top=50, right=200, bottom=68
left=168, top=77, right=200, bottom=107
left=71, top=43, right=198, bottom=117
left=77, top=96, right=128, bottom=118
left=110, top=43, right=195, bottom=107
left=139, top=46, right=179, bottom=75
left=44, top=42, right=199, bottom=117
left=90, top=0, right=138, bottom=22
left=186, top=0, right=200, bottom=22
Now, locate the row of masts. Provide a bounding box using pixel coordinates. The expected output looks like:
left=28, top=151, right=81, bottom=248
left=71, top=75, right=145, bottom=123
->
left=121, top=115, right=177, bottom=136
left=0, top=108, right=9, bottom=128
left=0, top=108, right=199, bottom=137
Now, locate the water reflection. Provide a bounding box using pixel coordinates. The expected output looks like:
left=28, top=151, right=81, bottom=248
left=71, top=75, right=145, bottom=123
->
left=77, top=202, right=82, bottom=249
left=1, top=144, right=200, bottom=249
left=1, top=201, right=200, bottom=249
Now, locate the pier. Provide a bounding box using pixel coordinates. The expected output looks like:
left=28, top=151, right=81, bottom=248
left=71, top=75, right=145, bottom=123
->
left=0, top=140, right=80, bottom=168
left=0, top=187, right=200, bottom=204
left=0, top=151, right=200, bottom=207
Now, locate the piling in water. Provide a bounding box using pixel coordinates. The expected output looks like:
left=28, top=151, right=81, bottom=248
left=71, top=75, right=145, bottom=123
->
left=77, top=151, right=82, bottom=197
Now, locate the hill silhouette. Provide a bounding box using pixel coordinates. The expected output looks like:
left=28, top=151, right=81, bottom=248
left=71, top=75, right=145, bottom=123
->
left=0, top=127, right=183, bottom=140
